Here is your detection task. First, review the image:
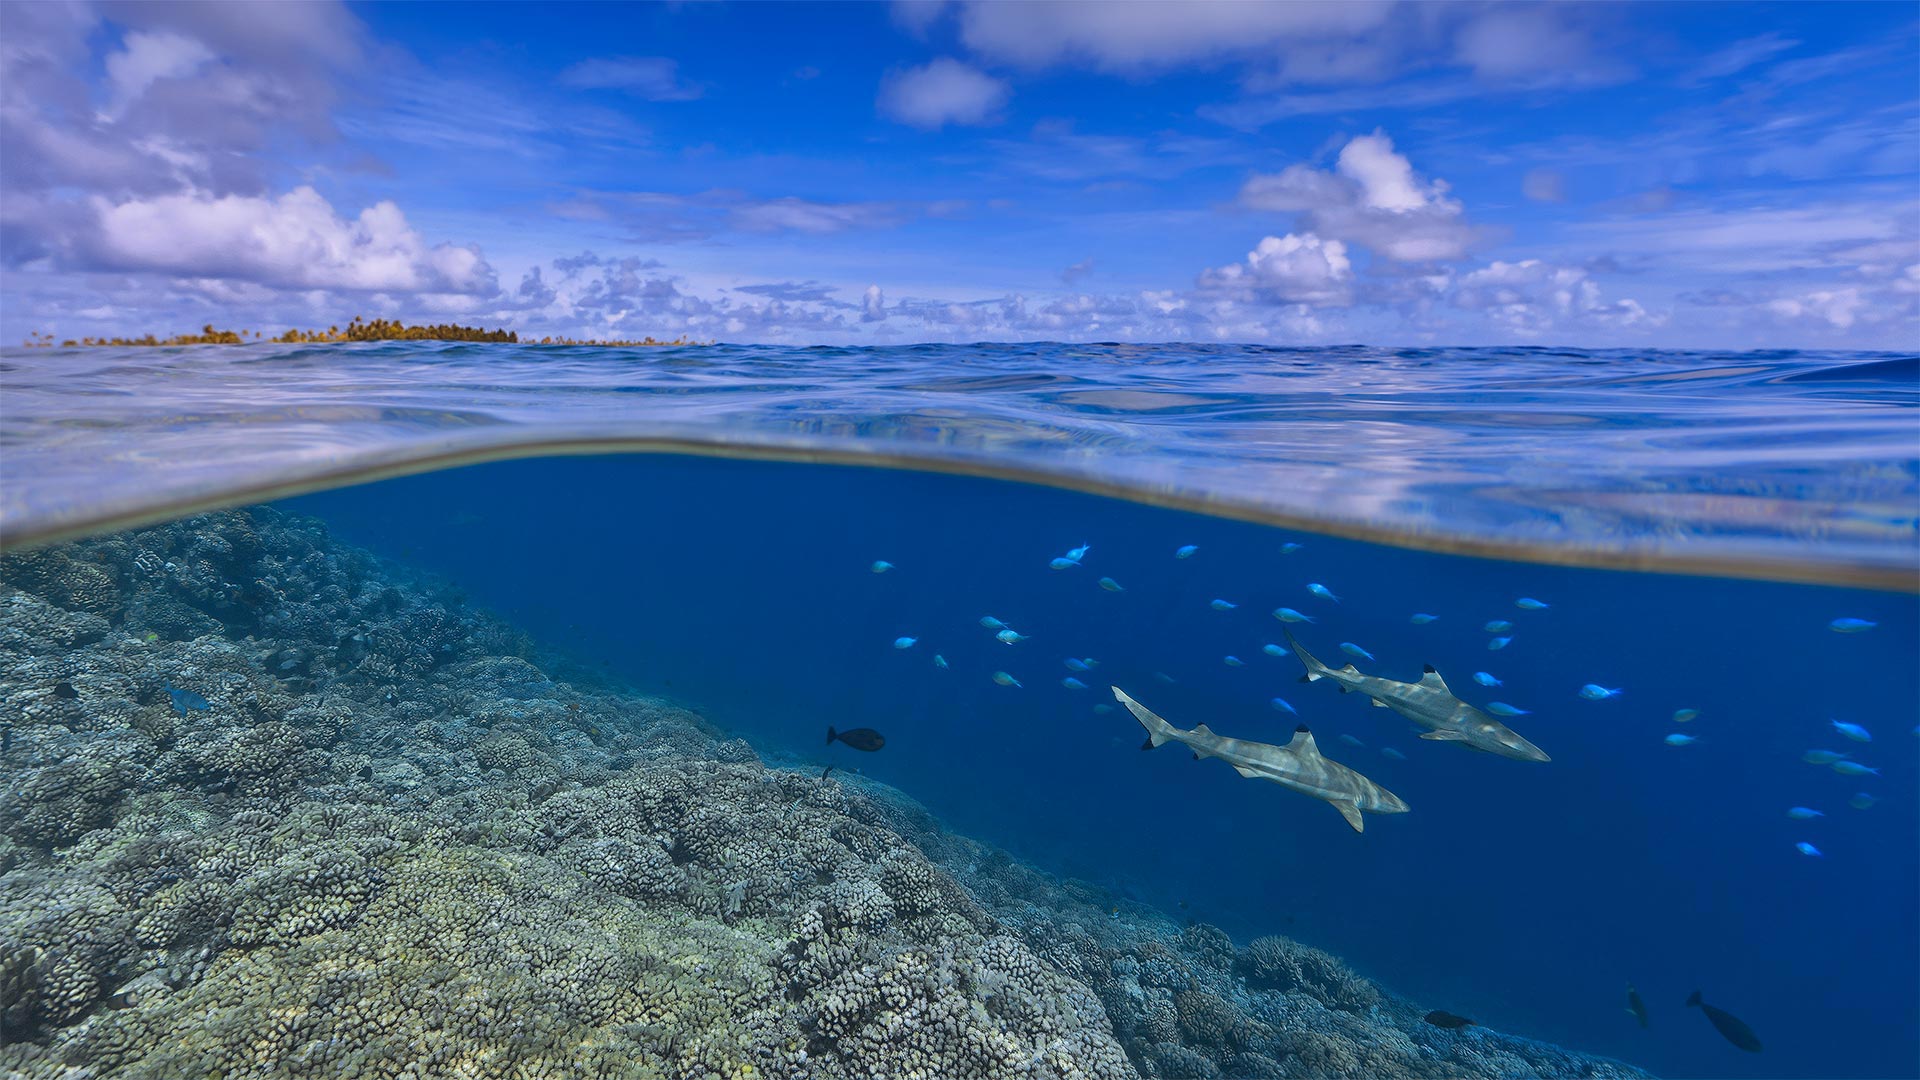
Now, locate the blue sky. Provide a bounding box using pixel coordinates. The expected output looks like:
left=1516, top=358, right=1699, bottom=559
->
left=2, top=1, right=1915, bottom=346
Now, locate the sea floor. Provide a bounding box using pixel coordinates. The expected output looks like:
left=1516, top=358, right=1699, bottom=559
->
left=0, top=508, right=1653, bottom=1079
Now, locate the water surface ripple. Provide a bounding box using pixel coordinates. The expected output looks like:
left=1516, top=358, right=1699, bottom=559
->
left=1, top=342, right=1914, bottom=587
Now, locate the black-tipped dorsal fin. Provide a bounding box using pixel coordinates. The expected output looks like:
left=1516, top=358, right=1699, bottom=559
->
left=1285, top=725, right=1321, bottom=757
left=1419, top=665, right=1450, bottom=693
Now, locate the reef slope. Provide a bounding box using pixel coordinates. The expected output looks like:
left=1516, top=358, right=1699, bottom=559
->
left=0, top=509, right=1651, bottom=1079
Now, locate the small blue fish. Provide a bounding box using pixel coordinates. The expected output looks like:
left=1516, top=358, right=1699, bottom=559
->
left=1515, top=597, right=1550, bottom=611
left=1828, top=617, right=1876, bottom=633
left=1269, top=697, right=1298, bottom=715
left=979, top=616, right=1007, bottom=630
left=1802, top=749, right=1849, bottom=765
left=1175, top=544, right=1198, bottom=558
left=1381, top=747, right=1407, bottom=760
left=1483, top=620, right=1514, bottom=634
left=870, top=560, right=895, bottom=573
left=1261, top=643, right=1289, bottom=658
left=1672, top=708, right=1700, bottom=723
left=1473, top=672, right=1502, bottom=687
left=163, top=682, right=210, bottom=716
left=1280, top=542, right=1305, bottom=554
left=1223, top=655, right=1244, bottom=667
left=892, top=636, right=918, bottom=649
left=1486, top=702, right=1529, bottom=717
left=1063, top=657, right=1096, bottom=672
left=1795, top=842, right=1823, bottom=857
left=1093, top=703, right=1114, bottom=714
left=1066, top=542, right=1092, bottom=561
left=1210, top=599, right=1238, bottom=611
left=1272, top=607, right=1315, bottom=624
left=1339, top=734, right=1365, bottom=748
left=1098, top=577, right=1125, bottom=592
left=1580, top=684, right=1623, bottom=701
left=1409, top=613, right=1440, bottom=624
left=1153, top=671, right=1176, bottom=684
left=1307, top=583, right=1340, bottom=603
left=1049, top=557, right=1081, bottom=571
left=1664, top=733, right=1698, bottom=747
left=1831, top=761, right=1880, bottom=777
left=1487, top=636, right=1511, bottom=650
left=1786, top=807, right=1825, bottom=820
left=992, top=671, right=1022, bottom=688
left=1061, top=677, right=1088, bottom=690
left=1831, top=720, right=1871, bottom=743
left=933, top=654, right=948, bottom=669
left=996, top=628, right=1028, bottom=645
left=1339, top=642, right=1375, bottom=661
left=1848, top=792, right=1878, bottom=810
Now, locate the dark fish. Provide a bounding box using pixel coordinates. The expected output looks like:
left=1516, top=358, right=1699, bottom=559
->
left=52, top=681, right=78, bottom=699
left=820, top=765, right=835, bottom=780
left=1424, top=1010, right=1474, bottom=1030
left=2, top=723, right=11, bottom=755
left=826, top=726, right=885, bottom=752
left=1687, top=991, right=1761, bottom=1052
left=163, top=681, right=211, bottom=716
left=1626, top=982, right=1648, bottom=1029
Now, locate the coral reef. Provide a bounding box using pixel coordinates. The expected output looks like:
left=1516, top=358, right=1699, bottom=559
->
left=0, top=509, right=1652, bottom=1079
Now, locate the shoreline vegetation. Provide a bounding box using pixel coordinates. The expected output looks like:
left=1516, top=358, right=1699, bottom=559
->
left=21, top=316, right=702, bottom=348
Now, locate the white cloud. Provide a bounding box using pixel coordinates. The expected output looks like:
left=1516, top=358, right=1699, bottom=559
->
left=1452, top=259, right=1655, bottom=334
left=730, top=197, right=901, bottom=234
left=1453, top=8, right=1606, bottom=81
left=862, top=284, right=888, bottom=322
left=956, top=0, right=1394, bottom=71
left=88, top=186, right=496, bottom=294
left=1239, top=130, right=1473, bottom=262
left=558, top=56, right=702, bottom=101
left=1767, top=288, right=1867, bottom=329
left=104, top=30, right=214, bottom=116
left=878, top=58, right=1009, bottom=129
left=1199, top=233, right=1352, bottom=306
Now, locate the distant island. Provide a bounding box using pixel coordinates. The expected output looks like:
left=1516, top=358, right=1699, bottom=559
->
left=22, top=316, right=700, bottom=348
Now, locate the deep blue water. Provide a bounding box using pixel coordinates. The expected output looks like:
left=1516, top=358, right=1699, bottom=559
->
left=283, top=452, right=1918, bottom=1080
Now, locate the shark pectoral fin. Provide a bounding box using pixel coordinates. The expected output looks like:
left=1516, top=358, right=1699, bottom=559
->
left=1420, top=729, right=1468, bottom=741
left=1332, top=800, right=1364, bottom=832
left=1369, top=698, right=1389, bottom=708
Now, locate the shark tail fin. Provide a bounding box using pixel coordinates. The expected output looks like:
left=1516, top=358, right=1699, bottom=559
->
left=826, top=726, right=837, bottom=745
left=1113, top=687, right=1179, bottom=749
left=1286, top=630, right=1329, bottom=682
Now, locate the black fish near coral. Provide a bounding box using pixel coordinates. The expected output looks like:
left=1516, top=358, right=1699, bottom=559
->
left=1626, top=982, right=1648, bottom=1028
left=52, top=681, right=78, bottom=699
left=1424, top=1010, right=1475, bottom=1029
left=1688, top=991, right=1762, bottom=1052
left=827, top=726, right=885, bottom=751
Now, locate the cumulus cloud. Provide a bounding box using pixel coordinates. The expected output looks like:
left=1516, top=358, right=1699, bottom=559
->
left=1240, top=131, right=1473, bottom=262
left=1199, top=233, right=1352, bottom=306
left=103, top=30, right=214, bottom=115
left=862, top=285, right=888, bottom=322
left=558, top=56, right=702, bottom=101
left=86, top=186, right=496, bottom=294
left=1451, top=259, right=1655, bottom=334
left=878, top=58, right=1009, bottom=129
left=1767, top=288, right=1869, bottom=328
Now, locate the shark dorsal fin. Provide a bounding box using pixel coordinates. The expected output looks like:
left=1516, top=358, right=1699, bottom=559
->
left=1419, top=665, right=1450, bottom=693
left=1285, top=724, right=1321, bottom=758
left=1340, top=664, right=1360, bottom=677
left=1192, top=723, right=1216, bottom=738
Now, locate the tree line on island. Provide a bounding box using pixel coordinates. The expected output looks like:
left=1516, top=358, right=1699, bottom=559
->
left=22, top=316, right=702, bottom=348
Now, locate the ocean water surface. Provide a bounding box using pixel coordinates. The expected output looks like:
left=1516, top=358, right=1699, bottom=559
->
left=0, top=342, right=1914, bottom=1080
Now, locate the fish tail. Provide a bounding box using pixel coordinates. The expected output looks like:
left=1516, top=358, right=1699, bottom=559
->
left=826, top=726, right=837, bottom=745
left=1686, top=991, right=1702, bottom=1008
left=1112, top=687, right=1177, bottom=748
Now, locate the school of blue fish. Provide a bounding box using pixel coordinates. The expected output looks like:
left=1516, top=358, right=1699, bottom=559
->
left=858, top=541, right=1887, bottom=860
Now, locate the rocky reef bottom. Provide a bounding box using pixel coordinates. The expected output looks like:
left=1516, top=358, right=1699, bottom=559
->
left=0, top=508, right=1652, bottom=1079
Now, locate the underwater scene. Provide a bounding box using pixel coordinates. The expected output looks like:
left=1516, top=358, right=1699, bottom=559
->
left=0, top=342, right=1915, bottom=1080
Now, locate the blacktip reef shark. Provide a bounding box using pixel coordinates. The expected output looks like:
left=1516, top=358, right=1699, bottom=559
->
left=1112, top=687, right=1409, bottom=832
left=1285, top=631, right=1550, bottom=763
